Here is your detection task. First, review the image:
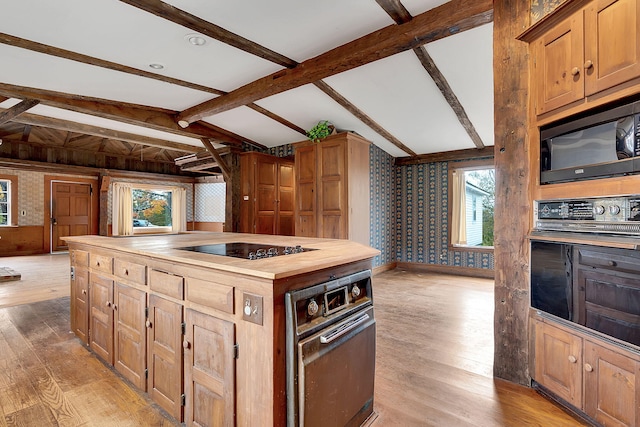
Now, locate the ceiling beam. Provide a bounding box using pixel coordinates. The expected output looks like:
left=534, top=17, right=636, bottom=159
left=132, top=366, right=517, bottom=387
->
left=376, top=0, right=486, bottom=150
left=313, top=81, right=416, bottom=156
left=0, top=99, right=40, bottom=125
left=1, top=109, right=202, bottom=153
left=119, top=0, right=297, bottom=69
left=395, top=146, right=494, bottom=165
left=200, top=138, right=230, bottom=181
left=0, top=83, right=243, bottom=146
left=247, top=104, right=306, bottom=136
left=177, top=0, right=493, bottom=124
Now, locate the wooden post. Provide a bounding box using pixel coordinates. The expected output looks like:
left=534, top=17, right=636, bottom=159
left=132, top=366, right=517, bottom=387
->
left=99, top=173, right=110, bottom=236
left=493, top=0, right=531, bottom=385
left=224, top=148, right=241, bottom=232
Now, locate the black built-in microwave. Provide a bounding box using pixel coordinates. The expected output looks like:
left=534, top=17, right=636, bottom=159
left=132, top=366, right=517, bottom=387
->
left=540, top=98, right=640, bottom=184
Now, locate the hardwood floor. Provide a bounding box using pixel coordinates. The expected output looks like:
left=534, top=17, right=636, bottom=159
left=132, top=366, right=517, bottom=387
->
left=0, top=256, right=585, bottom=426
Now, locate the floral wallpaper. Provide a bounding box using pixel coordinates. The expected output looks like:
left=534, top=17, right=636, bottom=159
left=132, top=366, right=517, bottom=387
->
left=531, top=0, right=567, bottom=23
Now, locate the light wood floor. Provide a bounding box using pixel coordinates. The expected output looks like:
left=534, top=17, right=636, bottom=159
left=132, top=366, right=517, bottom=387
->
left=0, top=256, right=585, bottom=426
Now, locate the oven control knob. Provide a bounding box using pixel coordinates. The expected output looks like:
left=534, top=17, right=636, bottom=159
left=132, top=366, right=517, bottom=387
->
left=307, top=299, right=319, bottom=316
left=594, top=205, right=605, bottom=215
left=351, top=285, right=361, bottom=299
left=609, top=204, right=621, bottom=215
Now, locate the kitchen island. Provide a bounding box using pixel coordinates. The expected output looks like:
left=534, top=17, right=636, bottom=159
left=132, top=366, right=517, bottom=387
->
left=64, top=232, right=379, bottom=426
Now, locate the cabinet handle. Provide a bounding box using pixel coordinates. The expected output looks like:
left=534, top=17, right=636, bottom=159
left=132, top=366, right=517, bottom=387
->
left=96, top=261, right=101, bottom=267
left=585, top=363, right=593, bottom=372
left=124, top=269, right=129, bottom=276
left=112, top=304, right=117, bottom=311
left=82, top=289, right=87, bottom=295
left=105, top=301, right=111, bottom=307
left=183, top=340, right=191, bottom=350
left=568, top=355, right=577, bottom=363
left=571, top=67, right=580, bottom=76
left=584, top=60, right=593, bottom=70
left=145, top=320, right=151, bottom=328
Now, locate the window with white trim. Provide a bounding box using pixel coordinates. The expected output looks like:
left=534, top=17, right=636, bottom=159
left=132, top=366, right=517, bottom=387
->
left=0, top=179, right=11, bottom=226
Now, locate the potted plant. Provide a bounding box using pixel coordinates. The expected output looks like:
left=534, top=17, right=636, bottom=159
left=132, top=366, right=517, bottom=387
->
left=306, top=120, right=335, bottom=142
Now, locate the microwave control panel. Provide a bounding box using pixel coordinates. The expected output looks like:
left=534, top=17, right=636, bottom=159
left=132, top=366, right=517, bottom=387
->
left=534, top=196, right=640, bottom=235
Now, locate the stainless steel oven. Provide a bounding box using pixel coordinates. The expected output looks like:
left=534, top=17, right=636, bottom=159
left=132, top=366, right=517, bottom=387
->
left=285, top=270, right=376, bottom=427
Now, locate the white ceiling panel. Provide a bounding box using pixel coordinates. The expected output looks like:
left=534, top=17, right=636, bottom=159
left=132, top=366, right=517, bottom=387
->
left=324, top=50, right=476, bottom=155
left=426, top=23, right=495, bottom=147
left=0, top=44, right=212, bottom=111
left=0, top=0, right=282, bottom=92
left=402, top=0, right=452, bottom=16
left=166, top=0, right=395, bottom=62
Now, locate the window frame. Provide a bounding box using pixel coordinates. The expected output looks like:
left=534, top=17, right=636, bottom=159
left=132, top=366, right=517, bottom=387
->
left=447, top=159, right=494, bottom=253
left=0, top=174, right=18, bottom=227
left=131, top=186, right=174, bottom=235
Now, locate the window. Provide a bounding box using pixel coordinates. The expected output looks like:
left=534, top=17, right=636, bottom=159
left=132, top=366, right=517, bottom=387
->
left=132, top=188, right=173, bottom=230
left=448, top=159, right=494, bottom=249
left=0, top=179, right=10, bottom=226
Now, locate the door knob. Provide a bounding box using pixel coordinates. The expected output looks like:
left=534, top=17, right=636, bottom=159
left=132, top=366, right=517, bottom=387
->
left=51, top=218, right=57, bottom=225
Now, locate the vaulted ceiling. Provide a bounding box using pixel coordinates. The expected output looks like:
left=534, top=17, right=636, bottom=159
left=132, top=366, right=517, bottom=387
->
left=0, top=0, right=494, bottom=168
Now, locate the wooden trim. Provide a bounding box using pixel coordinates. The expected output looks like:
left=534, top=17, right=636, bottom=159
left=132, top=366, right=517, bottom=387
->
left=396, top=261, right=495, bottom=279
left=177, top=0, right=493, bottom=123
left=44, top=175, right=100, bottom=254
left=373, top=262, right=397, bottom=276
left=0, top=173, right=19, bottom=226
left=395, top=147, right=494, bottom=165
left=0, top=99, right=39, bottom=125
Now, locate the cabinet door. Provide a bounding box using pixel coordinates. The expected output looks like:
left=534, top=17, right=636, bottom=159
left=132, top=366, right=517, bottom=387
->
left=255, top=155, right=277, bottom=235
left=277, top=161, right=295, bottom=236
left=534, top=320, right=583, bottom=407
left=89, top=274, right=114, bottom=364
left=534, top=11, right=585, bottom=114
left=584, top=340, right=640, bottom=426
left=295, top=145, right=317, bottom=237
left=114, top=283, right=147, bottom=390
left=317, top=140, right=347, bottom=239
left=184, top=309, right=235, bottom=427
left=584, top=0, right=640, bottom=96
left=71, top=267, right=89, bottom=344
left=147, top=294, right=183, bottom=421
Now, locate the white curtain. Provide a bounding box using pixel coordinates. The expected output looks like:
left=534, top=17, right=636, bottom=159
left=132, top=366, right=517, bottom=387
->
left=112, top=182, right=134, bottom=236
left=451, top=170, right=467, bottom=245
left=171, top=187, right=187, bottom=233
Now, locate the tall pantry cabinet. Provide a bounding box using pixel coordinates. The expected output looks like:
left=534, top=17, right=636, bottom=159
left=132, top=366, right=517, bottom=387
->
left=294, top=132, right=370, bottom=246
left=239, top=152, right=295, bottom=236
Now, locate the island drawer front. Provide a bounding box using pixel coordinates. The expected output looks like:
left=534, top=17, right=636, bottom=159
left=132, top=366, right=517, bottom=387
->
left=186, top=278, right=234, bottom=314
left=114, top=260, right=147, bottom=285
left=71, top=249, right=89, bottom=267
left=149, top=270, right=184, bottom=300
left=90, top=254, right=113, bottom=274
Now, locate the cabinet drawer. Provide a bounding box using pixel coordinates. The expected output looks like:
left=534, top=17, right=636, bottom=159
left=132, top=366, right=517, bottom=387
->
left=114, top=259, right=146, bottom=284
left=71, top=249, right=89, bottom=267
left=186, top=278, right=234, bottom=314
left=149, top=269, right=184, bottom=300
left=578, top=246, right=640, bottom=275
left=90, top=254, right=113, bottom=274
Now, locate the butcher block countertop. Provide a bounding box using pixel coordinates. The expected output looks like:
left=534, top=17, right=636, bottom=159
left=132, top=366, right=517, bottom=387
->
left=64, top=232, right=380, bottom=280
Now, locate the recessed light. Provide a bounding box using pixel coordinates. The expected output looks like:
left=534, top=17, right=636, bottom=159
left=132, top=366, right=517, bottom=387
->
left=185, top=34, right=206, bottom=46
left=149, top=63, right=164, bottom=70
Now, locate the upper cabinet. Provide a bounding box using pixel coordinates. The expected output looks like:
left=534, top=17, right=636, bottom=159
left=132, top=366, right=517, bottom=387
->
left=293, top=132, right=371, bottom=246
left=527, top=0, right=640, bottom=116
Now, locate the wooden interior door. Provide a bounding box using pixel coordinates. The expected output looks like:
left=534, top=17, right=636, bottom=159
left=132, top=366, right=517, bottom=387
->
left=52, top=182, right=92, bottom=252
left=277, top=161, right=295, bottom=236
left=255, top=156, right=277, bottom=234
left=295, top=145, right=317, bottom=237
left=318, top=140, right=346, bottom=239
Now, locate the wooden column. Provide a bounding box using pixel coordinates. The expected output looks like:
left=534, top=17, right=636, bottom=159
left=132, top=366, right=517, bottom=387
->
left=99, top=173, right=110, bottom=236
left=493, top=0, right=531, bottom=385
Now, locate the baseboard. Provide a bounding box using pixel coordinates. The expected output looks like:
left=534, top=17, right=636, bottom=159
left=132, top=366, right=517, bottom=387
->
left=372, top=262, right=396, bottom=276
left=395, top=262, right=495, bottom=279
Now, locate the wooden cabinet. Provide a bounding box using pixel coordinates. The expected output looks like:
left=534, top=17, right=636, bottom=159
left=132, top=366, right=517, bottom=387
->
left=113, top=283, right=147, bottom=390
left=533, top=316, right=640, bottom=426
left=70, top=266, right=89, bottom=344
left=240, top=152, right=295, bottom=236
left=183, top=309, right=235, bottom=427
left=147, top=294, right=184, bottom=420
left=294, top=132, right=371, bottom=246
left=531, top=0, right=640, bottom=115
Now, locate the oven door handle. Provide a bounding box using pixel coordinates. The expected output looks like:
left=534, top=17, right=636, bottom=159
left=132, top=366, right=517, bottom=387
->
left=320, top=313, right=370, bottom=344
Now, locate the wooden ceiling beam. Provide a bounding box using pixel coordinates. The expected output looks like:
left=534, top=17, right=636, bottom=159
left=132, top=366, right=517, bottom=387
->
left=375, top=0, right=412, bottom=24
left=0, top=83, right=243, bottom=146
left=313, top=80, right=416, bottom=156
left=200, top=138, right=230, bottom=181
left=119, top=0, right=297, bottom=69
left=1, top=109, right=202, bottom=153
left=177, top=0, right=493, bottom=124
left=0, top=99, right=40, bottom=125
left=395, top=146, right=494, bottom=165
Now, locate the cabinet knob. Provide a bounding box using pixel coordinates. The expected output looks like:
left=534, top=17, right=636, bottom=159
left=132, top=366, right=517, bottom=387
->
left=183, top=340, right=191, bottom=350
left=145, top=320, right=151, bottom=328
left=571, top=67, right=580, bottom=76
left=82, top=289, right=87, bottom=295
left=568, top=355, right=577, bottom=363
left=585, top=363, right=593, bottom=372
left=124, top=269, right=129, bottom=276
left=105, top=301, right=111, bottom=307
left=584, top=60, right=593, bottom=70
left=112, top=304, right=117, bottom=311
left=608, top=260, right=617, bottom=267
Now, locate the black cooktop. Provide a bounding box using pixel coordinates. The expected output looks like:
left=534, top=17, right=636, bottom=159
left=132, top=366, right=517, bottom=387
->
left=177, top=242, right=316, bottom=260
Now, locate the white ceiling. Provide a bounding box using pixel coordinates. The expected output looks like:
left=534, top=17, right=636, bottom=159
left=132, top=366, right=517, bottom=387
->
left=0, top=0, right=494, bottom=157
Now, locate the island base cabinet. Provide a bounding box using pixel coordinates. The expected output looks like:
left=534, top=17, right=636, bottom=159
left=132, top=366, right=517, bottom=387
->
left=89, top=274, right=114, bottom=364
left=147, top=294, right=184, bottom=421
left=584, top=340, right=640, bottom=427
left=183, top=309, right=235, bottom=427
left=113, top=283, right=147, bottom=391
left=70, top=267, right=89, bottom=345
